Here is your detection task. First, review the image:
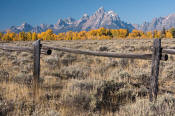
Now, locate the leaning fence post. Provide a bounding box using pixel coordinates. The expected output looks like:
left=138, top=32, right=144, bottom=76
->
left=149, top=39, right=161, bottom=102
left=33, top=40, right=41, bottom=102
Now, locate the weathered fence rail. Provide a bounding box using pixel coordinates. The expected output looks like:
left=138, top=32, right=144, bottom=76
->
left=0, top=39, right=175, bottom=103
left=42, top=45, right=168, bottom=60
left=0, top=44, right=52, bottom=55
left=162, top=49, right=175, bottom=54
left=0, top=45, right=33, bottom=52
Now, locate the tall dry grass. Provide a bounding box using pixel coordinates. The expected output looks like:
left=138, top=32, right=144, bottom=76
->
left=0, top=39, right=175, bottom=115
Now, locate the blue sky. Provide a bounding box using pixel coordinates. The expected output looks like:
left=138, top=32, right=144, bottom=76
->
left=1, top=0, right=175, bottom=30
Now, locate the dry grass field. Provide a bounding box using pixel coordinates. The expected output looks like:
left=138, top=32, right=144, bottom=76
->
left=1, top=39, right=175, bottom=116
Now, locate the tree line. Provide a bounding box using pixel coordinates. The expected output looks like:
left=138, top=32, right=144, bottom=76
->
left=0, top=27, right=175, bottom=41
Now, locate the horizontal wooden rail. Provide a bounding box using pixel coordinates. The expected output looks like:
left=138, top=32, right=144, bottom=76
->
left=162, top=49, right=175, bottom=55
left=151, top=47, right=175, bottom=54
left=42, top=45, right=168, bottom=60
left=0, top=44, right=168, bottom=60
left=0, top=45, right=52, bottom=55
left=0, top=45, right=33, bottom=52
left=0, top=39, right=171, bottom=103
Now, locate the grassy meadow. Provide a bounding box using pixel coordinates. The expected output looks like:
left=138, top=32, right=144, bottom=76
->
left=0, top=39, right=175, bottom=116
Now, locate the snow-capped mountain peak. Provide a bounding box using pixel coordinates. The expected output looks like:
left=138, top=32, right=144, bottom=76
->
left=96, top=7, right=105, bottom=13
left=107, top=10, right=117, bottom=16
left=135, top=13, right=175, bottom=31
left=5, top=7, right=135, bottom=33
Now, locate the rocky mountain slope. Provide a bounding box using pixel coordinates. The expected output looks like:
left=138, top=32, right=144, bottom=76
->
left=4, top=7, right=175, bottom=33
left=5, top=7, right=134, bottom=33
left=134, top=14, right=175, bottom=31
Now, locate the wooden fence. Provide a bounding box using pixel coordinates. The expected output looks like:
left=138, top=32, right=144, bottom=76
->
left=0, top=39, right=174, bottom=102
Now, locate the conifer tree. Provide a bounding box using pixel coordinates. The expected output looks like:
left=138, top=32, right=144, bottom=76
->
left=169, top=28, right=175, bottom=38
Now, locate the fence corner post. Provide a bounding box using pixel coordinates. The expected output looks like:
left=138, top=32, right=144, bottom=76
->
left=33, top=40, right=41, bottom=102
left=149, top=39, right=161, bottom=102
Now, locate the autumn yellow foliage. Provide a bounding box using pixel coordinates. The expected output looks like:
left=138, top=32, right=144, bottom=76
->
left=0, top=27, right=175, bottom=41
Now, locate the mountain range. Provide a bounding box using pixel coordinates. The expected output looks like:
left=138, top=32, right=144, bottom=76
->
left=3, top=7, right=175, bottom=33
left=134, top=14, right=175, bottom=31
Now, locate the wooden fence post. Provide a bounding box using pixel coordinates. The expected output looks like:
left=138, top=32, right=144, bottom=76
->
left=149, top=39, right=161, bottom=102
left=33, top=40, right=41, bottom=102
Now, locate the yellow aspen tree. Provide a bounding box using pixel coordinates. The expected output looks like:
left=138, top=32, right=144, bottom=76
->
left=118, top=29, right=129, bottom=38
left=19, top=32, right=23, bottom=41
left=78, top=31, right=87, bottom=39
left=26, top=32, right=32, bottom=40
left=57, top=33, right=66, bottom=40
left=0, top=32, right=3, bottom=40
left=128, top=29, right=144, bottom=39
left=153, top=30, right=161, bottom=38
left=111, top=29, right=120, bottom=39
left=66, top=31, right=73, bottom=40
left=146, top=31, right=153, bottom=39
left=166, top=31, right=173, bottom=38
left=32, top=32, right=38, bottom=41
left=98, top=27, right=107, bottom=36
left=2, top=33, right=11, bottom=41
left=12, top=33, right=18, bottom=41
left=45, top=29, right=54, bottom=40
left=37, top=33, right=42, bottom=40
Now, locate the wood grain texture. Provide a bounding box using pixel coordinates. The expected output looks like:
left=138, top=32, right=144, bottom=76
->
left=149, top=39, right=161, bottom=102
left=33, top=40, right=41, bottom=102
left=162, top=49, right=175, bottom=54
left=43, top=45, right=154, bottom=60
left=0, top=45, right=32, bottom=52
left=0, top=44, right=52, bottom=55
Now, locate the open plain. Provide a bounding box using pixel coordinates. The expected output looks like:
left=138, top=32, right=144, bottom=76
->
left=0, top=39, right=175, bottom=116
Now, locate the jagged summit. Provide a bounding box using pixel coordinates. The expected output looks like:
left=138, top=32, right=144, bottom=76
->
left=134, top=13, right=175, bottom=31
left=4, top=7, right=175, bottom=33
left=82, top=13, right=89, bottom=18
left=5, top=7, right=134, bottom=33
left=97, top=7, right=105, bottom=13
left=63, top=17, right=75, bottom=24
left=8, top=22, right=33, bottom=33
left=3, top=7, right=134, bottom=33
